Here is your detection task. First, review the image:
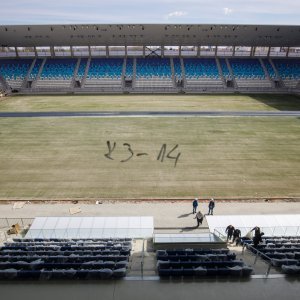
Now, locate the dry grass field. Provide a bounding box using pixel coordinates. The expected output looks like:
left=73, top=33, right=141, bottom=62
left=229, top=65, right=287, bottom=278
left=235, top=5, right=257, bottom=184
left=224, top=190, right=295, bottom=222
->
left=0, top=94, right=300, bottom=112
left=0, top=93, right=299, bottom=200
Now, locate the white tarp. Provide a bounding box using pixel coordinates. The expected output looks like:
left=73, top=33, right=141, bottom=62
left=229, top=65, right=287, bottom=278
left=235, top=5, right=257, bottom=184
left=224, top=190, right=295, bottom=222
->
left=206, top=214, right=300, bottom=237
left=26, top=216, right=153, bottom=239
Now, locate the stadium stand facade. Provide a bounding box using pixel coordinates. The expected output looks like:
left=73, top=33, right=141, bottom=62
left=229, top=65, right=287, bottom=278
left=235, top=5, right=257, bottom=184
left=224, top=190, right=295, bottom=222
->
left=0, top=24, right=299, bottom=94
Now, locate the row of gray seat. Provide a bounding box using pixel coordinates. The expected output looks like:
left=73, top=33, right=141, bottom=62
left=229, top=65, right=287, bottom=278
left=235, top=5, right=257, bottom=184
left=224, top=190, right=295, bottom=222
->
left=0, top=238, right=132, bottom=280
left=0, top=268, right=127, bottom=280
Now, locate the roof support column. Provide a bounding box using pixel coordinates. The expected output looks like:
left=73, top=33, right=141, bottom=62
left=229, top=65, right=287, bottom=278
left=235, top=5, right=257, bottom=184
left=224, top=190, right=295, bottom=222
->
left=106, top=46, right=109, bottom=58
left=125, top=45, right=128, bottom=57
left=50, top=46, right=55, bottom=58
left=161, top=46, right=164, bottom=58
left=286, top=47, right=290, bottom=57
left=197, top=46, right=200, bottom=58
left=250, top=46, right=254, bottom=57
left=14, top=47, right=19, bottom=58
left=88, top=46, right=91, bottom=58
left=267, top=47, right=271, bottom=58
left=143, top=46, right=145, bottom=58
left=34, top=46, right=38, bottom=58
left=232, top=46, right=236, bottom=57
left=70, top=46, right=74, bottom=58
left=215, top=46, right=218, bottom=57
left=179, top=45, right=182, bottom=58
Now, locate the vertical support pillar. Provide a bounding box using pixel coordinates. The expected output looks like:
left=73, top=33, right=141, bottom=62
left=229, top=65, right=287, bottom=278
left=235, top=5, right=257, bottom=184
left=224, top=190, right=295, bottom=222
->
left=50, top=46, right=55, bottom=58
left=179, top=45, right=182, bottom=57
left=106, top=46, right=109, bottom=58
left=249, top=46, right=252, bottom=57
left=34, top=46, right=38, bottom=58
left=161, top=46, right=164, bottom=58
left=70, top=46, right=74, bottom=58
left=197, top=45, right=200, bottom=58
left=143, top=46, right=145, bottom=58
left=125, top=45, right=128, bottom=57
left=15, top=47, right=19, bottom=58
left=215, top=46, right=218, bottom=57
left=232, top=46, right=236, bottom=57
left=286, top=47, right=290, bottom=57
left=267, top=47, right=271, bottom=58
left=88, top=46, right=91, bottom=57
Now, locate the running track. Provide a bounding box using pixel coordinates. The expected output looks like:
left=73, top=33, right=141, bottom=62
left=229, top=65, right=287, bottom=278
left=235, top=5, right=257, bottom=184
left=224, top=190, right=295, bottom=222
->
left=0, top=111, right=300, bottom=118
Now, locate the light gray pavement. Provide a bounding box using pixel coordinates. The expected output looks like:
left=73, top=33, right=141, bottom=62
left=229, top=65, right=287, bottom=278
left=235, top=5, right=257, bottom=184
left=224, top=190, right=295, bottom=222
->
left=0, top=201, right=299, bottom=228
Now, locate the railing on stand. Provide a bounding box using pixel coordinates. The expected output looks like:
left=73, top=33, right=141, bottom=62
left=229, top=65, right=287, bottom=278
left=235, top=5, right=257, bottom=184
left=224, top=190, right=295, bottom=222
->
left=242, top=243, right=273, bottom=277
left=213, top=228, right=227, bottom=241
left=141, top=238, right=145, bottom=278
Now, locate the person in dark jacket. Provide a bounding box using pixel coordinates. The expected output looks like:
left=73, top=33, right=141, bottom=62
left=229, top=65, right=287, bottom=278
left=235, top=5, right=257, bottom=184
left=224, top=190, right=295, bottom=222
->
left=194, top=211, right=204, bottom=227
left=251, top=226, right=261, bottom=238
left=232, top=228, right=241, bottom=245
left=192, top=198, right=198, bottom=214
left=208, top=198, right=215, bottom=215
left=253, top=232, right=264, bottom=247
left=225, top=225, right=235, bottom=242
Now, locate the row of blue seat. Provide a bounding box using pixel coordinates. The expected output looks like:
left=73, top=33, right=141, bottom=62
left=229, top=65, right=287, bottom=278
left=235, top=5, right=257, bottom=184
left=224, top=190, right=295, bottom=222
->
left=13, top=238, right=132, bottom=242
left=0, top=254, right=128, bottom=261
left=0, top=250, right=130, bottom=256
left=0, top=261, right=127, bottom=270
left=157, top=253, right=236, bottom=262
left=1, top=245, right=130, bottom=251
left=158, top=260, right=244, bottom=269
left=158, top=266, right=253, bottom=277
left=0, top=268, right=126, bottom=280
left=0, top=256, right=129, bottom=263
left=157, top=249, right=229, bottom=256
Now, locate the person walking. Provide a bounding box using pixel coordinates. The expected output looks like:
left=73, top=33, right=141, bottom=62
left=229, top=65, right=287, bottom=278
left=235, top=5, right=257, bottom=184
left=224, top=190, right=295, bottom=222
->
left=232, top=228, right=241, bottom=245
left=194, top=211, right=204, bottom=227
left=251, top=226, right=261, bottom=238
left=192, top=198, right=198, bottom=214
left=208, top=198, right=215, bottom=215
left=225, top=225, right=235, bottom=242
left=253, top=232, right=264, bottom=248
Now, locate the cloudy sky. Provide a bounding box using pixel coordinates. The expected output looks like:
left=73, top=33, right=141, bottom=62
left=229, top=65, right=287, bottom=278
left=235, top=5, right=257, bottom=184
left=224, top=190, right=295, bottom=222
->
left=1, top=0, right=299, bottom=25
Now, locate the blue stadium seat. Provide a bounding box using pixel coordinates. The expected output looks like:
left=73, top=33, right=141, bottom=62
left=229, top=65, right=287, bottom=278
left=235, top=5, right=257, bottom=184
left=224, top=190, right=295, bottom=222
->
left=272, top=59, right=300, bottom=79
left=40, top=58, right=77, bottom=80
left=229, top=58, right=265, bottom=79
left=136, top=58, right=171, bottom=78
left=183, top=58, right=219, bottom=79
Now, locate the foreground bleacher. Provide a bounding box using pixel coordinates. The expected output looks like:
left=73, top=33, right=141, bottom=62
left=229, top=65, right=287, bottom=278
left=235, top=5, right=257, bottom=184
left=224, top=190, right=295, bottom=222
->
left=0, top=238, right=131, bottom=280
left=243, top=236, right=300, bottom=275
left=156, top=248, right=253, bottom=277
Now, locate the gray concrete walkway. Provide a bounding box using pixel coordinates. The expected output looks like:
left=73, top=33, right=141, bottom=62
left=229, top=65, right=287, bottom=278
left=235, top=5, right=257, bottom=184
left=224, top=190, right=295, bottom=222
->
left=0, top=201, right=299, bottom=228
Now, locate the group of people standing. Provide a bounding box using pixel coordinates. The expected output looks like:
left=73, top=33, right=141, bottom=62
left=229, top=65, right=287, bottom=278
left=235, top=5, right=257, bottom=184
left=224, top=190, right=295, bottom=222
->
left=225, top=225, right=241, bottom=245
left=225, top=225, right=264, bottom=247
left=192, top=198, right=215, bottom=227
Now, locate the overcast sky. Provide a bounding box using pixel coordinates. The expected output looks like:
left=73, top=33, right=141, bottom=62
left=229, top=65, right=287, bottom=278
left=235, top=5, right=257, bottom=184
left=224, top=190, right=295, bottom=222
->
left=1, top=0, right=299, bottom=25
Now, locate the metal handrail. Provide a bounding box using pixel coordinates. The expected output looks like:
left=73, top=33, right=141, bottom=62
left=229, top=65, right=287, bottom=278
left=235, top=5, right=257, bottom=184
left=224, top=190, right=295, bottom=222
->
left=242, top=242, right=273, bottom=276
left=141, top=238, right=145, bottom=277
left=213, top=228, right=227, bottom=241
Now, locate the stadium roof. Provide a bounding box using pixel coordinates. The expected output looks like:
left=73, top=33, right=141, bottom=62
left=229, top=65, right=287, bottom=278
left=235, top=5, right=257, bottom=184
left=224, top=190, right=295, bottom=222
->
left=1, top=24, right=300, bottom=47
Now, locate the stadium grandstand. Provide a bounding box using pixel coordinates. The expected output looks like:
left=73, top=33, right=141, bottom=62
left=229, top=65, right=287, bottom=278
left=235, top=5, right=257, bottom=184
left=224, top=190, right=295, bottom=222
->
left=0, top=24, right=299, bottom=94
